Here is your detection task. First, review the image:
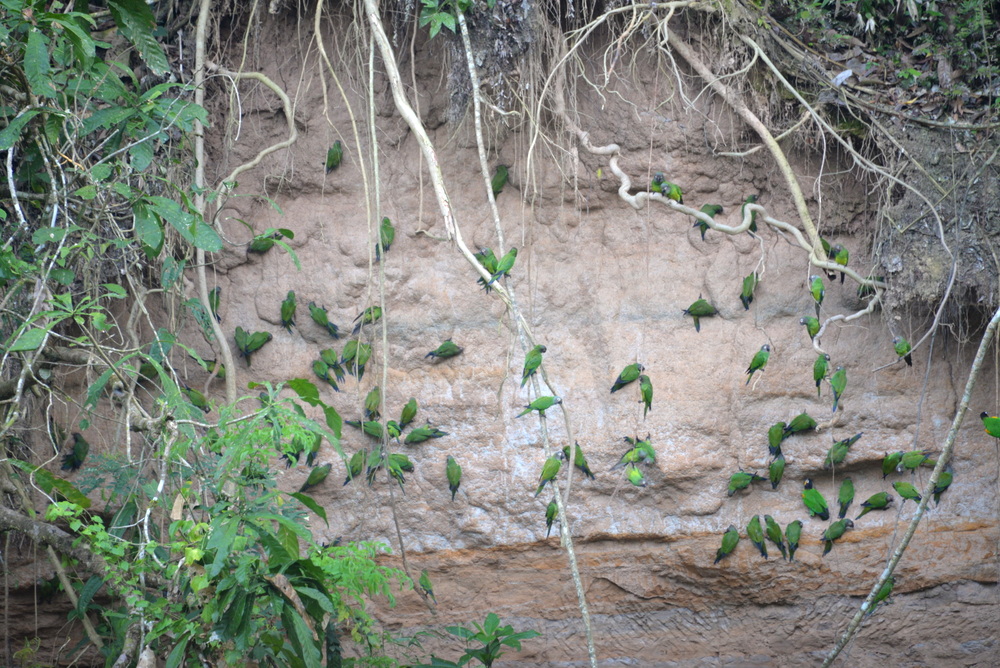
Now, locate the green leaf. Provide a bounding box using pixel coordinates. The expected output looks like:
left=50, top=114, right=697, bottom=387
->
left=289, top=492, right=328, bottom=526
left=103, top=283, right=127, bottom=299
left=0, top=109, right=44, bottom=150
left=193, top=222, right=223, bottom=252
left=9, top=460, right=91, bottom=508
left=129, top=140, right=153, bottom=171
left=6, top=327, right=47, bottom=352
left=75, top=184, right=98, bottom=200
left=49, top=268, right=74, bottom=286
left=77, top=576, right=104, bottom=614
left=205, top=515, right=240, bottom=578
left=58, top=17, right=97, bottom=67
left=24, top=29, right=56, bottom=98
left=81, top=106, right=133, bottom=136
left=32, top=227, right=67, bottom=245
left=165, top=636, right=189, bottom=668
left=294, top=586, right=336, bottom=615
left=108, top=0, right=170, bottom=75
left=484, top=613, right=500, bottom=637
left=83, top=367, right=115, bottom=412
left=134, top=201, right=164, bottom=259
left=91, top=164, right=112, bottom=181
left=286, top=378, right=320, bottom=405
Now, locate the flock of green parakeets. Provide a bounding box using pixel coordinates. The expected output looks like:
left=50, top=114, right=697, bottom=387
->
left=646, top=172, right=973, bottom=598
left=54, top=157, right=996, bottom=609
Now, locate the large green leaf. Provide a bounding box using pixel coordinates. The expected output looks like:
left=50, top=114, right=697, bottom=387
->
left=9, top=459, right=91, bottom=508
left=6, top=327, right=47, bottom=352
left=24, top=29, right=55, bottom=97
left=108, top=0, right=169, bottom=75
left=0, top=109, right=44, bottom=150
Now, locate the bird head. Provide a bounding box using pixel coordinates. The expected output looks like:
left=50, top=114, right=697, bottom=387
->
left=804, top=478, right=815, bottom=489
left=762, top=344, right=771, bottom=352
left=844, top=519, right=855, bottom=528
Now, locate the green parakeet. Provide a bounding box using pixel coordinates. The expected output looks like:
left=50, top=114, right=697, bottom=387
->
left=611, top=363, right=644, bottom=393
left=204, top=358, right=226, bottom=380
left=639, top=374, right=653, bottom=418
left=650, top=172, right=683, bottom=203
left=693, top=203, right=724, bottom=241
left=830, top=366, right=847, bottom=412
left=313, top=359, right=340, bottom=391
left=856, top=491, right=893, bottom=519
left=488, top=247, right=518, bottom=285
left=740, top=272, right=758, bottom=310
left=882, top=451, right=904, bottom=478
left=893, top=336, right=912, bottom=366
left=829, top=244, right=849, bottom=284
left=341, top=340, right=372, bottom=380
left=747, top=515, right=767, bottom=559
left=61, top=433, right=90, bottom=471
left=814, top=354, right=830, bottom=396
left=625, top=436, right=656, bottom=463
left=768, top=422, right=787, bottom=456
left=364, top=386, right=382, bottom=420
left=982, top=411, right=1000, bottom=438
left=299, top=463, right=332, bottom=493
left=325, top=141, right=343, bottom=172
left=769, top=453, right=785, bottom=490
left=535, top=455, right=562, bottom=497
left=280, top=291, right=296, bottom=333
left=563, top=442, right=595, bottom=480
left=784, top=412, right=816, bottom=436
left=809, top=275, right=824, bottom=317
left=352, top=305, right=382, bottom=335
left=521, top=344, right=547, bottom=387
left=418, top=570, right=436, bottom=604
left=343, top=449, right=366, bottom=485
left=892, top=480, right=922, bottom=504
left=319, top=348, right=346, bottom=382
left=446, top=455, right=462, bottom=501
left=491, top=164, right=509, bottom=197
left=309, top=302, right=341, bottom=339
left=802, top=478, right=830, bottom=520
left=474, top=248, right=499, bottom=293
left=728, top=470, right=766, bottom=497
left=933, top=467, right=953, bottom=505
left=714, top=525, right=739, bottom=564
left=866, top=576, right=895, bottom=617
left=208, top=286, right=221, bottom=323
left=405, top=424, right=448, bottom=444
left=742, top=194, right=759, bottom=234
left=545, top=498, right=558, bottom=537
left=516, top=395, right=562, bottom=418
left=386, top=420, right=402, bottom=440
left=683, top=298, right=717, bottom=332
left=626, top=464, right=647, bottom=487
left=376, top=216, right=395, bottom=260
left=824, top=432, right=863, bottom=469
left=181, top=385, right=210, bottom=414
left=745, top=344, right=770, bottom=386
left=901, top=450, right=933, bottom=471
left=822, top=518, right=853, bottom=555
left=764, top=514, right=787, bottom=560
left=345, top=420, right=386, bottom=440
left=399, top=398, right=418, bottom=429
left=858, top=276, right=883, bottom=300
left=786, top=519, right=803, bottom=562
left=426, top=339, right=463, bottom=359
left=800, top=316, right=820, bottom=340
left=837, top=478, right=855, bottom=519
left=234, top=327, right=273, bottom=367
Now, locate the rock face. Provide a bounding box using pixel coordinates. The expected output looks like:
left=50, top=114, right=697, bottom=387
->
left=200, top=13, right=998, bottom=668
left=7, top=11, right=1000, bottom=668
